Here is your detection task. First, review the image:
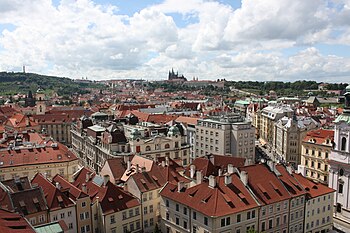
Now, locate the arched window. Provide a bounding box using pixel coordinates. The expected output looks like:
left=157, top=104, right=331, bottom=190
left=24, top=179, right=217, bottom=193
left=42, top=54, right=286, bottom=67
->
left=145, top=146, right=151, bottom=151
left=341, top=137, right=347, bottom=151
left=164, top=143, right=170, bottom=149
left=39, top=105, right=42, bottom=113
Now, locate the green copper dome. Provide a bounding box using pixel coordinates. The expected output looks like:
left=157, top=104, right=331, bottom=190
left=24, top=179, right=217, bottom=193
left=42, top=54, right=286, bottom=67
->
left=334, top=114, right=350, bottom=124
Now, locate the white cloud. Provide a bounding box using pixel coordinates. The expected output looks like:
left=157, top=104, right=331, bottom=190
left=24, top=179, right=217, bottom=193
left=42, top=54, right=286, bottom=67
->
left=0, top=0, right=350, bottom=82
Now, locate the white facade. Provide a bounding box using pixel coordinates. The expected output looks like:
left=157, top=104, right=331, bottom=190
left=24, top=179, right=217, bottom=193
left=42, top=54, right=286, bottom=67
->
left=50, top=206, right=77, bottom=233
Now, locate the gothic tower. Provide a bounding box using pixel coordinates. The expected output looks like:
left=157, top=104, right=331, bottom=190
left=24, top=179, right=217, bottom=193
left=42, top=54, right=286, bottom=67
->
left=36, top=88, right=46, bottom=115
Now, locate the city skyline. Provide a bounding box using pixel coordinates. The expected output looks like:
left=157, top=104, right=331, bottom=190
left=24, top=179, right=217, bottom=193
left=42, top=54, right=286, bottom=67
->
left=1, top=0, right=350, bottom=82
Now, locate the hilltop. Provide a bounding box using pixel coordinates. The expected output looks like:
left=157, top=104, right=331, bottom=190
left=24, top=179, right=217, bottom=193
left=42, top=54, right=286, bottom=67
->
left=0, top=72, right=103, bottom=96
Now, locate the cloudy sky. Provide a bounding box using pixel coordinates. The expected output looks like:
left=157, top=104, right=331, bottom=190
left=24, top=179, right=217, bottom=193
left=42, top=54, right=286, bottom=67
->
left=1, top=0, right=350, bottom=82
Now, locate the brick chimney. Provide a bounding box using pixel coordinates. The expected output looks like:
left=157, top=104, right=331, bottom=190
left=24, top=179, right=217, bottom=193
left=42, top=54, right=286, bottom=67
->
left=208, top=175, right=216, bottom=188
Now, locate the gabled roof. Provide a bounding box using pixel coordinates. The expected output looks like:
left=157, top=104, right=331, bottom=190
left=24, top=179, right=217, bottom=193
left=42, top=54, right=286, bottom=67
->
left=240, top=164, right=291, bottom=204
left=101, top=158, right=127, bottom=183
left=302, top=129, right=334, bottom=144
left=293, top=173, right=335, bottom=198
left=160, top=173, right=259, bottom=217
left=52, top=174, right=89, bottom=201
left=275, top=165, right=306, bottom=197
left=31, top=173, right=75, bottom=211
left=0, top=208, right=36, bottom=232
left=10, top=187, right=48, bottom=215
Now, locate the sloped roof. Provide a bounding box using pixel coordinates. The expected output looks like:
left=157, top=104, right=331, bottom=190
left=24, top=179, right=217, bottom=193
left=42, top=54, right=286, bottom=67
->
left=160, top=173, right=259, bottom=217
left=0, top=208, right=36, bottom=232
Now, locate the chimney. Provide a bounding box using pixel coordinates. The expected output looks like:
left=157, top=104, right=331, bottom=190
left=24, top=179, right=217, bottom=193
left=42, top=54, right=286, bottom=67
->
left=161, top=160, right=166, bottom=167
left=165, top=156, right=169, bottom=166
left=286, top=165, right=293, bottom=175
left=267, top=160, right=274, bottom=172
left=136, top=164, right=139, bottom=173
left=103, top=174, right=110, bottom=186
left=82, top=183, right=87, bottom=193
left=240, top=171, right=248, bottom=186
left=123, top=183, right=128, bottom=192
left=127, top=161, right=131, bottom=171
left=141, top=166, right=146, bottom=173
left=209, top=154, right=214, bottom=165
left=55, top=182, right=61, bottom=189
left=227, top=164, right=234, bottom=174
left=224, top=175, right=232, bottom=185
left=218, top=169, right=222, bottom=176
left=25, top=117, right=30, bottom=126
left=196, top=171, right=202, bottom=184
left=208, top=175, right=216, bottom=188
left=123, top=155, right=129, bottom=164
left=190, top=165, right=196, bottom=179
left=177, top=181, right=184, bottom=192
left=85, top=173, right=90, bottom=182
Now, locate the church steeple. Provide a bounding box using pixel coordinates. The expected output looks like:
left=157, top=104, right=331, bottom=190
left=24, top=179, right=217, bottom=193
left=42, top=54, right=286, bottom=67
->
left=344, top=85, right=350, bottom=113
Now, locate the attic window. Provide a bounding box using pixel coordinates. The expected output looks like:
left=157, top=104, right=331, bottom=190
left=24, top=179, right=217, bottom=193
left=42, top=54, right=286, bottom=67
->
left=108, top=197, right=114, bottom=202
left=19, top=201, right=26, bottom=207
left=257, top=183, right=271, bottom=200
left=57, top=196, right=63, bottom=203
left=33, top=198, right=39, bottom=204
left=118, top=195, right=123, bottom=200
left=270, top=181, right=283, bottom=196
left=152, top=175, right=158, bottom=181
left=189, top=189, right=198, bottom=197
left=202, top=194, right=211, bottom=203
left=140, top=179, right=146, bottom=185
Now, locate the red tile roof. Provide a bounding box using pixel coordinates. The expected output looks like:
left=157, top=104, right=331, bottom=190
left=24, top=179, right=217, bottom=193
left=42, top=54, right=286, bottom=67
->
left=160, top=173, right=259, bottom=217
left=52, top=174, right=89, bottom=201
left=31, top=173, right=75, bottom=211
left=0, top=142, right=78, bottom=168
left=240, top=164, right=291, bottom=204
left=175, top=116, right=200, bottom=125
left=275, top=165, right=306, bottom=197
left=302, top=129, right=334, bottom=144
left=293, top=173, right=335, bottom=198
left=0, top=208, right=36, bottom=232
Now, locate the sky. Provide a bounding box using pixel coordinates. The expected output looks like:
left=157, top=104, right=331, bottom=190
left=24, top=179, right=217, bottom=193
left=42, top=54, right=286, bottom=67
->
left=1, top=0, right=350, bottom=82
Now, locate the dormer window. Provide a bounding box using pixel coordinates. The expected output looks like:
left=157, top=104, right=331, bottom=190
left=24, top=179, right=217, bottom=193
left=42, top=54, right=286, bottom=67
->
left=341, top=137, right=347, bottom=151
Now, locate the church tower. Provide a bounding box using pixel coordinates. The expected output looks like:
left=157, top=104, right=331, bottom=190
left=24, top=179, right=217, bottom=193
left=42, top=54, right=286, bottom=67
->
left=329, top=85, right=350, bottom=229
left=36, top=88, right=46, bottom=115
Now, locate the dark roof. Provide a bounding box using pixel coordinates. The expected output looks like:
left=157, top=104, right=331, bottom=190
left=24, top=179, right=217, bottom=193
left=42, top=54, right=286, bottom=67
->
left=0, top=208, right=36, bottom=232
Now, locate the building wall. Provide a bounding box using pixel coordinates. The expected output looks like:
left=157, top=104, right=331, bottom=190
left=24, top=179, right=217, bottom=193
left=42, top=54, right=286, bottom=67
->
left=104, top=206, right=141, bottom=233
left=76, top=196, right=92, bottom=233
left=300, top=141, right=332, bottom=184
left=304, top=193, right=334, bottom=233
left=0, top=160, right=80, bottom=182
left=49, top=206, right=77, bottom=233
left=258, top=200, right=289, bottom=233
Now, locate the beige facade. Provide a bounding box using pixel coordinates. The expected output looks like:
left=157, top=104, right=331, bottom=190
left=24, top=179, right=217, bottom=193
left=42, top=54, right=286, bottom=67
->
left=304, top=193, right=334, bottom=233
left=195, top=116, right=255, bottom=164
left=129, top=127, right=190, bottom=166
left=299, top=129, right=334, bottom=184
left=259, top=201, right=290, bottom=233
left=76, top=196, right=93, bottom=233
left=160, top=197, right=258, bottom=233
left=0, top=157, right=79, bottom=182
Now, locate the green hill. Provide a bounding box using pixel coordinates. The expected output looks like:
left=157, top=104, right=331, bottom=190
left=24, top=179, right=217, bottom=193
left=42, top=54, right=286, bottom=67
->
left=0, top=72, right=103, bottom=96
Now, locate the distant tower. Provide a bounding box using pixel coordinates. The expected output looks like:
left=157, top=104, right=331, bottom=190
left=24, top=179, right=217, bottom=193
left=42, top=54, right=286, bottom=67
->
left=23, top=65, right=26, bottom=73
left=36, top=88, right=46, bottom=115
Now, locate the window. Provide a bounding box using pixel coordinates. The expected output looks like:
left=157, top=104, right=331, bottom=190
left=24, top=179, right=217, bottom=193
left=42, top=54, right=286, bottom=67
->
left=129, top=209, right=133, bottom=217
left=237, top=214, right=241, bottom=223
left=68, top=223, right=73, bottom=229
left=183, top=220, right=188, bottom=229
left=85, top=212, right=89, bottom=219
left=339, top=180, right=344, bottom=194
left=252, top=210, right=255, bottom=218
left=193, top=211, right=197, bottom=220
left=110, top=215, right=115, bottom=224
left=144, top=206, right=148, bottom=215
left=262, top=207, right=266, bottom=215
left=166, top=199, right=169, bottom=207
left=149, top=205, right=153, bottom=213
left=269, top=219, right=273, bottom=229
left=122, top=211, right=127, bottom=220
left=183, top=207, right=187, bottom=215
left=82, top=201, right=86, bottom=207
left=166, top=212, right=169, bottom=220
left=135, top=208, right=140, bottom=216
left=341, top=137, right=347, bottom=151
left=261, top=221, right=266, bottom=231
left=176, top=217, right=179, bottom=225
left=144, top=220, right=148, bottom=228
left=68, top=211, right=72, bottom=217
left=130, top=223, right=134, bottom=231
left=150, top=218, right=154, bottom=226
left=220, top=217, right=231, bottom=227
left=60, top=213, right=65, bottom=219
left=204, top=217, right=208, bottom=226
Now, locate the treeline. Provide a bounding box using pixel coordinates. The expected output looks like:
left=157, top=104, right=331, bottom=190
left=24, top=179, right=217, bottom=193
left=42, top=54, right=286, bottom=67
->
left=0, top=72, right=103, bottom=95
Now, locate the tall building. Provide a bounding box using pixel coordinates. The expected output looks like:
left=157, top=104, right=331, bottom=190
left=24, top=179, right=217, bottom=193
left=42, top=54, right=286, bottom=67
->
left=298, top=129, right=334, bottom=184
left=35, top=88, right=46, bottom=115
left=195, top=115, right=255, bottom=164
left=328, top=85, right=350, bottom=230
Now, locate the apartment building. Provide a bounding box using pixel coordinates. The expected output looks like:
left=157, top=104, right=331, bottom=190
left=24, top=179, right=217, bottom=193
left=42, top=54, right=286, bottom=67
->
left=195, top=115, right=255, bottom=164
left=294, top=173, right=334, bottom=233
left=0, top=138, right=79, bottom=182
left=73, top=167, right=142, bottom=233
left=125, top=160, right=189, bottom=232
left=128, top=125, right=190, bottom=166
left=0, top=177, right=48, bottom=226
left=240, top=163, right=291, bottom=233
left=31, top=173, right=77, bottom=233
left=52, top=174, right=92, bottom=233
left=272, top=116, right=318, bottom=166
left=298, top=129, right=334, bottom=184
left=160, top=173, right=260, bottom=233
left=175, top=116, right=199, bottom=162
left=258, top=105, right=294, bottom=146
